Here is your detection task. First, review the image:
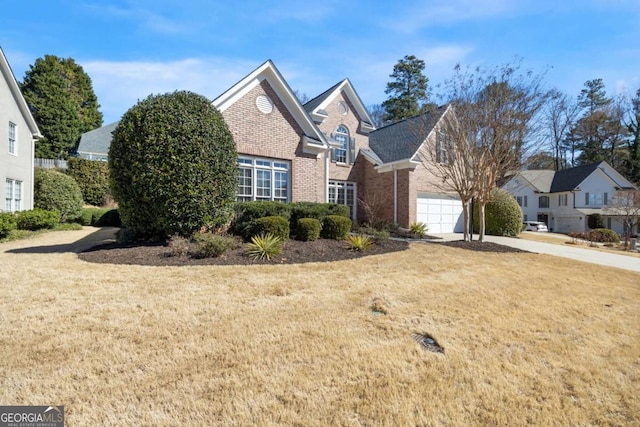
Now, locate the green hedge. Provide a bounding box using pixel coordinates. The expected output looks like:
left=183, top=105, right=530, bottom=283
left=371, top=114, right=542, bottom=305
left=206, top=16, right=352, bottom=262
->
left=295, top=218, right=321, bottom=241
left=321, top=215, right=352, bottom=240
left=34, top=168, right=83, bottom=222
left=289, top=202, right=350, bottom=231
left=252, top=216, right=290, bottom=241
left=16, top=209, right=61, bottom=230
left=0, top=212, right=17, bottom=239
left=232, top=202, right=292, bottom=239
left=66, top=157, right=110, bottom=206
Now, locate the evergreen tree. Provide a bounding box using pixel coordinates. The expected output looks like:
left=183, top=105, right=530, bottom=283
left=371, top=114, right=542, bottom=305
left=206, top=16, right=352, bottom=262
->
left=624, top=89, right=640, bottom=184
left=571, top=79, right=625, bottom=166
left=381, top=55, right=428, bottom=123
left=21, top=55, right=103, bottom=159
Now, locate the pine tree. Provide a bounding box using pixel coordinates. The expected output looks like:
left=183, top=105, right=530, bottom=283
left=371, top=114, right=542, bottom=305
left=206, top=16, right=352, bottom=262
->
left=20, top=55, right=103, bottom=159
left=381, top=55, right=428, bottom=123
left=625, top=89, right=640, bottom=184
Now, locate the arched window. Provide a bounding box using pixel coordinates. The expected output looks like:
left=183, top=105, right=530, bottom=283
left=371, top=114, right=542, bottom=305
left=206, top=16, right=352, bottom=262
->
left=334, top=125, right=349, bottom=163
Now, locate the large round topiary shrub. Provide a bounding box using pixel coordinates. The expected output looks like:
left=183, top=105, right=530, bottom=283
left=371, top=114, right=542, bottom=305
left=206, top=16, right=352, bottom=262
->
left=109, top=91, right=238, bottom=238
left=473, top=188, right=523, bottom=237
left=34, top=168, right=83, bottom=222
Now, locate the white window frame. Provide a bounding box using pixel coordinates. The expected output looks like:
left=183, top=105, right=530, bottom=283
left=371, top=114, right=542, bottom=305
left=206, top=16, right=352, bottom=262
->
left=328, top=180, right=356, bottom=219
left=5, top=178, right=22, bottom=212
left=8, top=122, right=17, bottom=155
left=334, top=125, right=349, bottom=164
left=237, top=156, right=290, bottom=203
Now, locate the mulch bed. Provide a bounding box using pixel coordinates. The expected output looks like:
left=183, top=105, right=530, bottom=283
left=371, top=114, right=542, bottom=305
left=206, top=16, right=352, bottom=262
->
left=78, top=236, right=527, bottom=267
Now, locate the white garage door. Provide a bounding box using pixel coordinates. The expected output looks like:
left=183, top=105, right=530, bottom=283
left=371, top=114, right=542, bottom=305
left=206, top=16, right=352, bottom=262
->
left=416, top=194, right=464, bottom=234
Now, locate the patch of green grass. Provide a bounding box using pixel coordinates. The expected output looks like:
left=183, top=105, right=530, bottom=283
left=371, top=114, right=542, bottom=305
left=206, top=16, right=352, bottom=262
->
left=0, top=223, right=83, bottom=243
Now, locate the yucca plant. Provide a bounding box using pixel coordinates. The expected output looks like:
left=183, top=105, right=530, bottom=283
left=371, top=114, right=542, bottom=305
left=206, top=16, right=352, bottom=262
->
left=345, top=234, right=373, bottom=252
left=246, top=233, right=282, bottom=260
left=409, top=221, right=428, bottom=238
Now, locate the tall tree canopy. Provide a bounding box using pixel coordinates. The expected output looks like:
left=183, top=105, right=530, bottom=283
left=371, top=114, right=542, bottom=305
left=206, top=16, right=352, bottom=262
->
left=382, top=55, right=429, bottom=123
left=20, top=55, right=103, bottom=159
left=569, top=79, right=626, bottom=167
left=623, top=89, right=640, bottom=184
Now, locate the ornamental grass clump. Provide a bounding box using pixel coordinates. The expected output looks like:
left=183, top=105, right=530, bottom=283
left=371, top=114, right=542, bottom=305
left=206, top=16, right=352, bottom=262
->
left=246, top=233, right=282, bottom=260
left=345, top=234, right=373, bottom=252
left=409, top=221, right=428, bottom=238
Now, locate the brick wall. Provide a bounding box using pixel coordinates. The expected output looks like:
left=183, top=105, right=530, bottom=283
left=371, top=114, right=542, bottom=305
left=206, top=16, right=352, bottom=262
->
left=222, top=80, right=325, bottom=202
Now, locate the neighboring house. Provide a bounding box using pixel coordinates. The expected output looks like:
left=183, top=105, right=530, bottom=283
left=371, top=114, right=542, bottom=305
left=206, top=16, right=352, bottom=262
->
left=77, top=60, right=463, bottom=232
left=502, top=161, right=637, bottom=235
left=75, top=121, right=118, bottom=160
left=0, top=47, right=42, bottom=212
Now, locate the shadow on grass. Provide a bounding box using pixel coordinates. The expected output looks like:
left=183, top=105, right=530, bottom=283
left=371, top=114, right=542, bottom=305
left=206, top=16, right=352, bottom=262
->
left=6, top=227, right=119, bottom=254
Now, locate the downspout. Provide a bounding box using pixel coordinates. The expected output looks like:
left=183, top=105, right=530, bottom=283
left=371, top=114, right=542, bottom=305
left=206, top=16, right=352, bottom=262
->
left=325, top=149, right=330, bottom=202
left=393, top=169, right=398, bottom=224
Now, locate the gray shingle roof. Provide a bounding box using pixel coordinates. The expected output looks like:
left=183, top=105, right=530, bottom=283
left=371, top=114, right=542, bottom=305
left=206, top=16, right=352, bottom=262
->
left=368, top=106, right=447, bottom=163
left=550, top=161, right=603, bottom=192
left=303, top=81, right=343, bottom=113
left=519, top=170, right=555, bottom=192
left=76, top=121, right=118, bottom=157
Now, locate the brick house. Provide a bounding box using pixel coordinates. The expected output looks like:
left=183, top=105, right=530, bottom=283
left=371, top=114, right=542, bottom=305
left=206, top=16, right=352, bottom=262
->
left=212, top=60, right=462, bottom=231
left=78, top=59, right=463, bottom=232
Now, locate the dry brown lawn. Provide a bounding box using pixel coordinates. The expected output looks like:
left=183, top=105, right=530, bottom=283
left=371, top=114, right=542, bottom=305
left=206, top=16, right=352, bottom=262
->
left=1, top=228, right=639, bottom=426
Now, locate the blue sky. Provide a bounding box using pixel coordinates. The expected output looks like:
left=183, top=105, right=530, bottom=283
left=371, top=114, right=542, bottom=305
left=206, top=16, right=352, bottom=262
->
left=1, top=0, right=639, bottom=124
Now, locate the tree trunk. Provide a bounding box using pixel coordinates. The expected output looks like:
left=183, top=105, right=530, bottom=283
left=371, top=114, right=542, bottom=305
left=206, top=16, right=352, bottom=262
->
left=478, top=202, right=486, bottom=242
left=462, top=200, right=471, bottom=241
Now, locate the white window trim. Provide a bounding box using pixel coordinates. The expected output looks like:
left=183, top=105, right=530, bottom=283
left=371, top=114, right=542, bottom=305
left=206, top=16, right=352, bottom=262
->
left=328, top=180, right=356, bottom=219
left=8, top=122, right=17, bottom=155
left=5, top=178, right=22, bottom=212
left=237, top=156, right=290, bottom=202
left=334, top=125, right=349, bottom=164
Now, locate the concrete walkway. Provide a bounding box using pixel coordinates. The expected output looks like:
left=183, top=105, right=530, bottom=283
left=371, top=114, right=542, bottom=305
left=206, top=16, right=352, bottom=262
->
left=430, top=232, right=640, bottom=273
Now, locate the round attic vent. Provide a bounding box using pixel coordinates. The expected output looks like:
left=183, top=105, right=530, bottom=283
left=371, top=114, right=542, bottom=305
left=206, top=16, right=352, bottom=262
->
left=256, top=95, right=274, bottom=114
left=338, top=101, right=348, bottom=115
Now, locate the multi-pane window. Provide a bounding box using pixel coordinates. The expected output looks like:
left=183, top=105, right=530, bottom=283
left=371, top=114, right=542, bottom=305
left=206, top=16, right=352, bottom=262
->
left=515, top=195, right=527, bottom=207
left=539, top=196, right=549, bottom=209
left=237, top=157, right=289, bottom=202
left=435, top=131, right=449, bottom=163
left=585, top=192, right=607, bottom=206
left=5, top=179, right=22, bottom=212
left=558, top=194, right=568, bottom=207
left=328, top=180, right=356, bottom=219
left=8, top=122, right=16, bottom=155
left=334, top=125, right=348, bottom=163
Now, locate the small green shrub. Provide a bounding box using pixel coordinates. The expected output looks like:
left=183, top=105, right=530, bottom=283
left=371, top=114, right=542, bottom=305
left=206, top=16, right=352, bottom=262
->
left=409, top=222, right=428, bottom=238
left=94, top=209, right=121, bottom=227
left=192, top=233, right=239, bottom=258
left=589, top=228, right=620, bottom=243
left=321, top=215, right=352, bottom=240
left=78, top=208, right=96, bottom=226
left=345, top=234, right=373, bottom=251
left=34, top=168, right=83, bottom=222
left=0, top=212, right=17, bottom=239
left=588, top=214, right=605, bottom=230
left=289, top=202, right=350, bottom=231
left=246, top=233, right=282, bottom=260
left=16, top=209, right=61, bottom=230
left=232, top=201, right=292, bottom=239
left=252, top=215, right=290, bottom=241
left=369, top=228, right=390, bottom=244
left=295, top=218, right=321, bottom=241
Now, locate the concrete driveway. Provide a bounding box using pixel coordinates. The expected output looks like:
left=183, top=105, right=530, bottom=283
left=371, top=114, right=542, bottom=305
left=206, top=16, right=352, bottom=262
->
left=433, top=232, right=640, bottom=273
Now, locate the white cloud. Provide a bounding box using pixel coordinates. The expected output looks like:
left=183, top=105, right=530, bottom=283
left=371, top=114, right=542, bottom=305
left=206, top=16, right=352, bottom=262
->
left=83, top=58, right=258, bottom=123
